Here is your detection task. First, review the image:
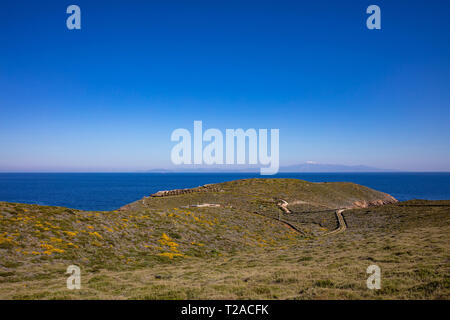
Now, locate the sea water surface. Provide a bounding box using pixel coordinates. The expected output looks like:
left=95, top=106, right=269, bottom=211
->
left=0, top=172, right=449, bottom=211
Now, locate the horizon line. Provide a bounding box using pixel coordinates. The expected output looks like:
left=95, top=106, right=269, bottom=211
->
left=1, top=171, right=450, bottom=174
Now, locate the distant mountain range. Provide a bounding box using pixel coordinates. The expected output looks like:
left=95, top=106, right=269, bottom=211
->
left=146, top=163, right=395, bottom=173
left=278, top=163, right=394, bottom=172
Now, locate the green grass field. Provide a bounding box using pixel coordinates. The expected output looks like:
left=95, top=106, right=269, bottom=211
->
left=0, top=179, right=448, bottom=299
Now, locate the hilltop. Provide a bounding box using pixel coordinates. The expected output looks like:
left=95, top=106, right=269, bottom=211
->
left=0, top=178, right=448, bottom=299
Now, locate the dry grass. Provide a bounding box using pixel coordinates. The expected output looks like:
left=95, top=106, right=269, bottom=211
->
left=0, top=179, right=448, bottom=299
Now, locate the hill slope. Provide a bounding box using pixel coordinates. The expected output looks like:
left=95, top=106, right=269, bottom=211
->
left=0, top=179, right=448, bottom=299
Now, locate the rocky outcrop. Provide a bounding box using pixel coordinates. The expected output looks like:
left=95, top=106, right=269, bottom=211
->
left=353, top=195, right=398, bottom=208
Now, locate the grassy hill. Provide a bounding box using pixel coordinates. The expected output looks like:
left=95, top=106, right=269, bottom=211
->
left=0, top=178, right=448, bottom=299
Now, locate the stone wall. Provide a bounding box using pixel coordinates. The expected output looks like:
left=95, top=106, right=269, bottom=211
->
left=151, top=185, right=220, bottom=197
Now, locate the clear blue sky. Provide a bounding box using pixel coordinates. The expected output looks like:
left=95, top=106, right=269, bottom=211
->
left=0, top=0, right=449, bottom=172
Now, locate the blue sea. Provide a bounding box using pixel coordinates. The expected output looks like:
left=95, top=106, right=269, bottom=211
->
left=0, top=173, right=449, bottom=211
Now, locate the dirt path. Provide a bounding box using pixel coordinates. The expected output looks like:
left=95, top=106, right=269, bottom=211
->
left=277, top=199, right=291, bottom=214
left=324, top=209, right=347, bottom=236
left=275, top=200, right=347, bottom=236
